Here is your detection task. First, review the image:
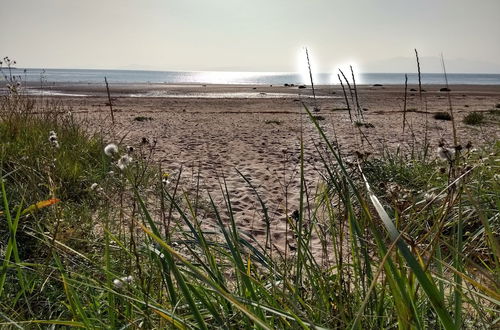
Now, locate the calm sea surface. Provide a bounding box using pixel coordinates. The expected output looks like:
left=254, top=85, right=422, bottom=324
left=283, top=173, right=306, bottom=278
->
left=3, top=68, right=500, bottom=85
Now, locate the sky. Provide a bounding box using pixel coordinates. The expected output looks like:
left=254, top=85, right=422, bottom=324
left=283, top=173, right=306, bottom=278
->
left=1, top=0, right=500, bottom=73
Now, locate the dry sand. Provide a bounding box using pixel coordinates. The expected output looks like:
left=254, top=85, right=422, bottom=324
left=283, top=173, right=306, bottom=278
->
left=38, top=83, right=500, bottom=258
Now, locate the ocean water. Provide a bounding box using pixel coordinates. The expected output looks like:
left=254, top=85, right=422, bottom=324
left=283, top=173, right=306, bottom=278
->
left=2, top=68, right=500, bottom=85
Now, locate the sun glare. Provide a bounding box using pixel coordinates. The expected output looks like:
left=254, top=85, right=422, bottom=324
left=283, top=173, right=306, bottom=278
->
left=331, top=61, right=362, bottom=85
left=296, top=47, right=319, bottom=85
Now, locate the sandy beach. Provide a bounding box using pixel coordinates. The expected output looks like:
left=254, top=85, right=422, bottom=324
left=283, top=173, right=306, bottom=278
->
left=32, top=83, right=500, bottom=256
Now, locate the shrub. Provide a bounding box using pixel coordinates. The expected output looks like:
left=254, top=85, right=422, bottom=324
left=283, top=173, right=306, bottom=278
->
left=463, top=112, right=484, bottom=125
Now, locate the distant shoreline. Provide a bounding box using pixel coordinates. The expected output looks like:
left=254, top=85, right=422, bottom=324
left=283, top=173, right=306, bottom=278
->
left=2, top=68, right=500, bottom=86
left=6, top=66, right=500, bottom=75
left=2, top=82, right=499, bottom=99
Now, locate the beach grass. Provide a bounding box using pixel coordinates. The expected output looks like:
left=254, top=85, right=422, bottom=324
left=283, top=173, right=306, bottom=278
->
left=463, top=112, right=485, bottom=126
left=0, top=74, right=499, bottom=329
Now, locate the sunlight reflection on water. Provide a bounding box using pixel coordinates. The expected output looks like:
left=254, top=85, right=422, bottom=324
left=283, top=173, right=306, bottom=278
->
left=128, top=91, right=338, bottom=99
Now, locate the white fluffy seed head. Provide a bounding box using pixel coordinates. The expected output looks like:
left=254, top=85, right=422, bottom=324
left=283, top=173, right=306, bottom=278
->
left=424, top=192, right=436, bottom=202
left=49, top=131, right=58, bottom=145
left=437, top=147, right=455, bottom=161
left=117, top=154, right=133, bottom=170
left=113, top=275, right=133, bottom=288
left=104, top=143, right=118, bottom=157
left=90, top=183, right=99, bottom=191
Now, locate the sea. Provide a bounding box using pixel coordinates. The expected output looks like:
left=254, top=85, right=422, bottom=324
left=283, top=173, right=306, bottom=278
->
left=3, top=68, right=500, bottom=86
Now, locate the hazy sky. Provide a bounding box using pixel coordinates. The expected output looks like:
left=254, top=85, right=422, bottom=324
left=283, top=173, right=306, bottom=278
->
left=2, top=0, right=499, bottom=73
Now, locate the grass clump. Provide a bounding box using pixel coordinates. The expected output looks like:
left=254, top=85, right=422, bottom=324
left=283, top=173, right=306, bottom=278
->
left=434, top=111, right=452, bottom=120
left=363, top=148, right=445, bottom=194
left=0, top=108, right=107, bottom=204
left=463, top=111, right=484, bottom=125
left=264, top=119, right=281, bottom=125
left=1, top=96, right=162, bottom=325
left=354, top=120, right=374, bottom=128
left=363, top=142, right=499, bottom=255
left=489, top=108, right=500, bottom=116
left=133, top=115, right=153, bottom=122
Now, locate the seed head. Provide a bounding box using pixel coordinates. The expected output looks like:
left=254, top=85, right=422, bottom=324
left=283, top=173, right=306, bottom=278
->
left=117, top=154, right=133, bottom=170
left=48, top=131, right=58, bottom=144
left=104, top=143, right=118, bottom=157
left=424, top=192, right=436, bottom=203
left=113, top=275, right=133, bottom=288
left=48, top=132, right=60, bottom=148
left=437, top=147, right=455, bottom=161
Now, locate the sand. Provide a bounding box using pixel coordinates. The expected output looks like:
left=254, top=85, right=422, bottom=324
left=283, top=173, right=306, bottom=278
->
left=31, top=83, right=500, bottom=258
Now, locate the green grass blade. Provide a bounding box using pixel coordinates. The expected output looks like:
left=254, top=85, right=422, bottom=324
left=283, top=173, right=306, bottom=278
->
left=139, top=223, right=273, bottom=330
left=361, top=172, right=456, bottom=329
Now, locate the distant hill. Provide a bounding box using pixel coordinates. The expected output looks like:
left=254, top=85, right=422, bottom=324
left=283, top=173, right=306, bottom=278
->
left=363, top=56, right=500, bottom=74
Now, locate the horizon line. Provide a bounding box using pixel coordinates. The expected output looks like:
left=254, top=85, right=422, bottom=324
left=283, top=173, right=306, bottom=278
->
left=5, top=66, right=500, bottom=75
